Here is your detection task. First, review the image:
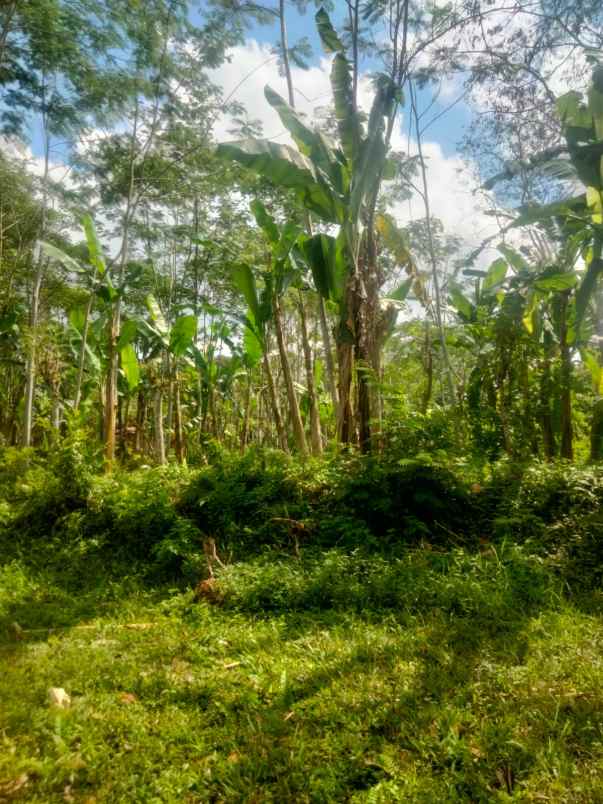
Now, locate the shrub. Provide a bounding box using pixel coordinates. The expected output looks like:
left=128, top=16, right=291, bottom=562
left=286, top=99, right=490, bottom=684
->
left=332, top=458, right=476, bottom=546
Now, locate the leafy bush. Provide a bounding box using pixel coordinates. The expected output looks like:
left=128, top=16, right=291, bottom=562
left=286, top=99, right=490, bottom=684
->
left=178, top=447, right=325, bottom=550
left=331, top=458, right=476, bottom=546
left=215, top=544, right=559, bottom=619
left=381, top=404, right=462, bottom=458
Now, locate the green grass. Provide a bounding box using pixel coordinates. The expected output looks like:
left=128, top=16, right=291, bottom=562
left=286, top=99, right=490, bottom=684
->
left=1, top=547, right=603, bottom=803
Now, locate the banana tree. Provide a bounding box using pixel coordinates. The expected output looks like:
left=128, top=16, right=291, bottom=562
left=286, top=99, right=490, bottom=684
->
left=135, top=295, right=197, bottom=464
left=481, top=67, right=603, bottom=460
left=40, top=217, right=142, bottom=459
left=456, top=236, right=596, bottom=460
left=232, top=261, right=289, bottom=453
left=217, top=7, right=400, bottom=451
left=250, top=199, right=322, bottom=455
left=230, top=201, right=314, bottom=455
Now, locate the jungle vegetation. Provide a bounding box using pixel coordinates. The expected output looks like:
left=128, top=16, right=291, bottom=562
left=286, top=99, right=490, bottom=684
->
left=1, top=0, right=603, bottom=801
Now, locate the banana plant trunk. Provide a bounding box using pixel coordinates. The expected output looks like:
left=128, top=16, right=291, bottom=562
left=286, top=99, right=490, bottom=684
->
left=73, top=292, right=94, bottom=412
left=318, top=295, right=338, bottom=417
left=540, top=331, right=556, bottom=461
left=240, top=372, right=252, bottom=454
left=273, top=296, right=308, bottom=455
left=135, top=387, right=145, bottom=453
left=262, top=349, right=289, bottom=453
left=153, top=382, right=166, bottom=465
left=352, top=269, right=372, bottom=454
left=559, top=291, right=573, bottom=460
left=298, top=290, right=322, bottom=455
left=173, top=364, right=184, bottom=464
left=104, top=308, right=119, bottom=470
left=590, top=284, right=603, bottom=462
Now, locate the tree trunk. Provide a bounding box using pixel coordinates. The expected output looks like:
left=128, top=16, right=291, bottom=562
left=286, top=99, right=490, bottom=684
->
left=240, top=372, right=252, bottom=454
left=22, top=122, right=50, bottom=448
left=421, top=323, right=433, bottom=414
left=559, top=291, right=573, bottom=460
left=298, top=290, right=322, bottom=455
left=0, top=3, right=17, bottom=68
left=336, top=341, right=354, bottom=444
left=590, top=283, right=603, bottom=462
left=411, top=80, right=455, bottom=405
left=262, top=349, right=289, bottom=452
left=278, top=0, right=295, bottom=108
left=318, top=295, right=338, bottom=415
left=51, top=392, right=61, bottom=438
left=135, top=387, right=145, bottom=453
left=104, top=93, right=141, bottom=471
left=173, top=365, right=185, bottom=464
left=590, top=399, right=603, bottom=462
left=350, top=268, right=372, bottom=453
left=540, top=331, right=556, bottom=461
left=73, top=292, right=94, bottom=411
left=104, top=308, right=119, bottom=470
left=273, top=296, right=308, bottom=455
left=153, top=384, right=166, bottom=465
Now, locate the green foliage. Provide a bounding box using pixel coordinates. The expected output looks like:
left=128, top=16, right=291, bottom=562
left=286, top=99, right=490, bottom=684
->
left=217, top=543, right=557, bottom=616
left=1, top=533, right=602, bottom=802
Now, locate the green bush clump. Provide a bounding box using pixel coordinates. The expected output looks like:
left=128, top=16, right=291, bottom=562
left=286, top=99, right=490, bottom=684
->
left=178, top=447, right=326, bottom=549
left=331, top=458, right=476, bottom=546
left=81, top=465, right=201, bottom=571
left=2, top=440, right=600, bottom=590
left=381, top=404, right=462, bottom=458
left=215, top=544, right=559, bottom=619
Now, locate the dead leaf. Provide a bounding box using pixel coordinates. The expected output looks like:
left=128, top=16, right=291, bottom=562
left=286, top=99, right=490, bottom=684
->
left=224, top=661, right=241, bottom=670
left=0, top=773, right=29, bottom=798
left=119, top=692, right=138, bottom=705
left=8, top=622, right=24, bottom=641
left=48, top=687, right=71, bottom=709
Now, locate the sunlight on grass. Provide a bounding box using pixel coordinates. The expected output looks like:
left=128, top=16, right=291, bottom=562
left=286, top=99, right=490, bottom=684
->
left=1, top=551, right=602, bottom=802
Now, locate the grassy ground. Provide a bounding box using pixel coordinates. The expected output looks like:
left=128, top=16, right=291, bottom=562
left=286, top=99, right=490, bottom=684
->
left=1, top=547, right=603, bottom=803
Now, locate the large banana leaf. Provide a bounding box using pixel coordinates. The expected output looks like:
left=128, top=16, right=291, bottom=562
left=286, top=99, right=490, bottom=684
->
left=120, top=343, right=139, bottom=390
left=232, top=264, right=261, bottom=323
left=298, top=232, right=347, bottom=303
left=375, top=213, right=413, bottom=271
left=216, top=139, right=338, bottom=221
left=571, top=256, right=603, bottom=343
left=117, top=319, right=138, bottom=350
left=331, top=52, right=361, bottom=164
left=449, top=284, right=475, bottom=321
left=170, top=315, right=197, bottom=356
left=146, top=294, right=168, bottom=335
left=264, top=86, right=343, bottom=186
left=315, top=7, right=345, bottom=53
left=243, top=318, right=263, bottom=366
left=39, top=241, right=83, bottom=274
left=250, top=199, right=279, bottom=244
left=483, top=258, right=508, bottom=292
left=82, top=214, right=106, bottom=275
left=349, top=79, right=396, bottom=220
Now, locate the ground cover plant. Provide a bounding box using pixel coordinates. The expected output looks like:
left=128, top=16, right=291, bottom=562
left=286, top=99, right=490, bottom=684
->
left=2, top=0, right=603, bottom=800
left=1, top=449, right=603, bottom=802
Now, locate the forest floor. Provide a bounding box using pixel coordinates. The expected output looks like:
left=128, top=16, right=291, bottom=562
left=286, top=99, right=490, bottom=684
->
left=1, top=546, right=603, bottom=803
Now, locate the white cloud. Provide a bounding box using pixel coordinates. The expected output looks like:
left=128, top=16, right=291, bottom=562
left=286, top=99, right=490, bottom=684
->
left=209, top=39, right=499, bottom=260
left=208, top=40, right=334, bottom=143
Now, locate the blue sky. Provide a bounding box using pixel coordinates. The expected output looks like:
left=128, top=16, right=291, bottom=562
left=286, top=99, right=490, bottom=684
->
left=213, top=1, right=472, bottom=159
left=19, top=0, right=495, bottom=261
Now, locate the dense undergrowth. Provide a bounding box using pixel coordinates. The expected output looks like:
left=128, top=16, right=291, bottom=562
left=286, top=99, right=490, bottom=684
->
left=1, top=442, right=603, bottom=801
left=1, top=438, right=602, bottom=589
